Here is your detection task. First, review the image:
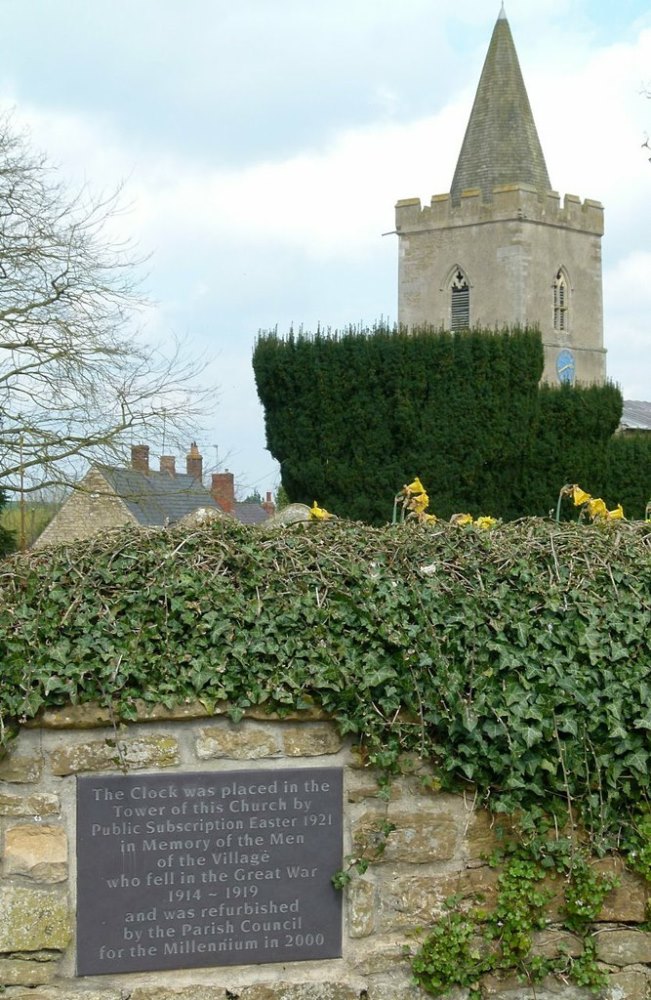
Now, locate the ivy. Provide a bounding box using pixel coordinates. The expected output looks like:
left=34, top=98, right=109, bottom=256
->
left=1, top=516, right=649, bottom=995
left=1, top=516, right=650, bottom=852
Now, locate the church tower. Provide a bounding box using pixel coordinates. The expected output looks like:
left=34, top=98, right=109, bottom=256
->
left=395, top=6, right=606, bottom=386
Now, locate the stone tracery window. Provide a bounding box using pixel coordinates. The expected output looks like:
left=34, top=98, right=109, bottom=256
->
left=553, top=269, right=568, bottom=332
left=450, top=269, right=470, bottom=332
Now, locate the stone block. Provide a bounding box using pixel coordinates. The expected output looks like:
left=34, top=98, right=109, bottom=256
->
left=0, top=753, right=42, bottom=783
left=235, top=986, right=361, bottom=1000
left=0, top=791, right=59, bottom=817
left=593, top=858, right=648, bottom=923
left=352, top=937, right=412, bottom=975
left=464, top=810, right=514, bottom=862
left=130, top=989, right=226, bottom=1000
left=353, top=809, right=458, bottom=864
left=5, top=989, right=125, bottom=1000
left=346, top=779, right=401, bottom=803
left=0, top=885, right=71, bottom=951
left=606, top=967, right=650, bottom=1000
left=0, top=956, right=57, bottom=986
left=4, top=823, right=68, bottom=882
left=531, top=929, right=583, bottom=959
left=377, top=866, right=499, bottom=932
left=50, top=735, right=179, bottom=775
left=366, top=985, right=438, bottom=1000
left=347, top=876, right=377, bottom=937
left=596, top=929, right=651, bottom=966
left=481, top=973, right=588, bottom=998
left=196, top=724, right=280, bottom=760
left=281, top=723, right=342, bottom=757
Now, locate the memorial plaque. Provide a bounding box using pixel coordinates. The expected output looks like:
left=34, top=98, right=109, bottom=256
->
left=76, top=767, right=342, bottom=975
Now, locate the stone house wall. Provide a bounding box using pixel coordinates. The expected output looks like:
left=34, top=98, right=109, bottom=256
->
left=33, top=468, right=133, bottom=549
left=1, top=704, right=649, bottom=1000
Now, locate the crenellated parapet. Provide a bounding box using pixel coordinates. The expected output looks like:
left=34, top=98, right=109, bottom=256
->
left=396, top=184, right=604, bottom=236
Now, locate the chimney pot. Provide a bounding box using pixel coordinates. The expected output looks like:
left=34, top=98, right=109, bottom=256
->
left=262, top=491, right=276, bottom=516
left=131, top=444, right=150, bottom=474
left=186, top=441, right=203, bottom=482
left=211, top=471, right=235, bottom=514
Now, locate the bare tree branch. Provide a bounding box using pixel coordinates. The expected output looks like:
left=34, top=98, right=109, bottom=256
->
left=0, top=113, right=215, bottom=494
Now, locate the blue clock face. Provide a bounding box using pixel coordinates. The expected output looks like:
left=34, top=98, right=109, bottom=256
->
left=556, top=349, right=575, bottom=384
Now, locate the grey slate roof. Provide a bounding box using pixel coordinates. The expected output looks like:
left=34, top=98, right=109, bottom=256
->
left=450, top=12, right=551, bottom=205
left=620, top=400, right=651, bottom=431
left=97, top=466, right=222, bottom=527
left=234, top=502, right=272, bottom=526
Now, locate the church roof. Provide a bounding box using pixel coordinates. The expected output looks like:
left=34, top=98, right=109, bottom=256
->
left=450, top=9, right=551, bottom=205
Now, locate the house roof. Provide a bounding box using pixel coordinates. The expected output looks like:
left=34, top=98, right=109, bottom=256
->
left=450, top=10, right=551, bottom=205
left=620, top=400, right=651, bottom=431
left=233, top=501, right=272, bottom=526
left=97, top=465, right=222, bottom=527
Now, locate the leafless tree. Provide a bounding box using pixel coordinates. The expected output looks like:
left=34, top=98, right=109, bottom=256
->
left=0, top=114, right=212, bottom=494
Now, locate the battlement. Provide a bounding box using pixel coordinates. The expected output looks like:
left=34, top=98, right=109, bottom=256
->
left=395, top=184, right=604, bottom=236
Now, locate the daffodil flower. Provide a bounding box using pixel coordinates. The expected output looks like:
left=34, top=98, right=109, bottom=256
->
left=409, top=492, right=430, bottom=513
left=404, top=477, right=426, bottom=496
left=571, top=485, right=592, bottom=506
left=310, top=501, right=331, bottom=520
left=586, top=497, right=607, bottom=519
left=475, top=516, right=498, bottom=530
left=451, top=513, right=473, bottom=526
left=422, top=513, right=438, bottom=525
left=607, top=504, right=624, bottom=520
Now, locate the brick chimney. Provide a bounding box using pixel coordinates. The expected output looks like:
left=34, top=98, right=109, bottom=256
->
left=160, top=455, right=176, bottom=477
left=186, top=442, right=203, bottom=481
left=211, top=471, right=235, bottom=513
left=131, top=444, right=150, bottom=474
left=261, top=491, right=276, bottom=516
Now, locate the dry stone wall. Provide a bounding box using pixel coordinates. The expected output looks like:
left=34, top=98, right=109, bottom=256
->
left=0, top=705, right=649, bottom=1000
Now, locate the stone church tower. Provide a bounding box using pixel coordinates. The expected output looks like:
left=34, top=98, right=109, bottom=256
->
left=396, top=5, right=606, bottom=386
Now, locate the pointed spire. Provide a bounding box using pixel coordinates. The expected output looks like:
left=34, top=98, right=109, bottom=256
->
left=450, top=11, right=551, bottom=205
left=498, top=2, right=507, bottom=20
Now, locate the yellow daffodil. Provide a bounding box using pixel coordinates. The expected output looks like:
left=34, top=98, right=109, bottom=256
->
left=475, top=516, right=498, bottom=530
left=404, top=477, right=426, bottom=496
left=570, top=485, right=592, bottom=506
left=409, top=492, right=430, bottom=513
left=586, top=497, right=607, bottom=520
left=422, top=513, right=438, bottom=525
left=450, top=513, right=473, bottom=526
left=607, top=504, right=624, bottom=520
left=310, top=501, right=331, bottom=520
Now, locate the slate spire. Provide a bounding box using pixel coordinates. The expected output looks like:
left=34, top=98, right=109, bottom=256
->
left=450, top=9, right=551, bottom=204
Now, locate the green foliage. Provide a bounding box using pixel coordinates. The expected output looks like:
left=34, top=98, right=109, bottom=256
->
left=0, top=490, right=14, bottom=555
left=599, top=434, right=651, bottom=521
left=0, top=499, right=58, bottom=553
left=525, top=382, right=623, bottom=518
left=1, top=516, right=649, bottom=856
left=253, top=323, right=631, bottom=523
left=253, top=323, right=544, bottom=524
left=411, top=907, right=489, bottom=996
left=413, top=837, right=618, bottom=997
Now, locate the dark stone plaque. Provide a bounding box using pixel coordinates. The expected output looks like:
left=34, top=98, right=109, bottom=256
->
left=76, top=767, right=342, bottom=975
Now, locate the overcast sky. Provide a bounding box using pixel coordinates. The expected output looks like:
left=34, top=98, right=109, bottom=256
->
left=1, top=0, right=649, bottom=497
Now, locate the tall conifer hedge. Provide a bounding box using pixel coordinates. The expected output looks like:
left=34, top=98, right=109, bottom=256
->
left=253, top=324, right=643, bottom=523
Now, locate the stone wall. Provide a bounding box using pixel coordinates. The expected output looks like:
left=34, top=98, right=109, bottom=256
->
left=33, top=468, right=133, bottom=549
left=1, top=704, right=649, bottom=1000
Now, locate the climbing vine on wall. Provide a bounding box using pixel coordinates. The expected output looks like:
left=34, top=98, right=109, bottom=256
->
left=1, top=516, right=650, bottom=994
left=1, top=516, right=649, bottom=851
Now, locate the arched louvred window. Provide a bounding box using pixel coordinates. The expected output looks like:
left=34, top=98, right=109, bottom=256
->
left=450, top=269, right=470, bottom=332
left=553, top=269, right=569, bottom=332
